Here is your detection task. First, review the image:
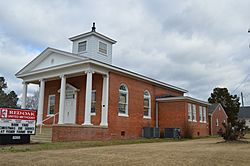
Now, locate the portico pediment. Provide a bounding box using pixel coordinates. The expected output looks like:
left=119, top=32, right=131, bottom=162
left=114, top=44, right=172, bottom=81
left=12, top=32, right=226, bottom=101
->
left=16, top=47, right=86, bottom=77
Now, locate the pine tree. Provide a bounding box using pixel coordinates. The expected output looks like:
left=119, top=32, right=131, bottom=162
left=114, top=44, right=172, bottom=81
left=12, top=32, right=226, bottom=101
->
left=208, top=87, right=240, bottom=125
left=6, top=91, right=18, bottom=108
left=0, top=77, right=19, bottom=108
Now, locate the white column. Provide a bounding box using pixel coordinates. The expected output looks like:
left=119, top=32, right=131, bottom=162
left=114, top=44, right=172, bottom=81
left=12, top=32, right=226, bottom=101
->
left=58, top=75, right=66, bottom=124
left=83, top=69, right=93, bottom=125
left=100, top=74, right=109, bottom=126
left=37, top=79, right=45, bottom=125
left=21, top=82, right=28, bottom=109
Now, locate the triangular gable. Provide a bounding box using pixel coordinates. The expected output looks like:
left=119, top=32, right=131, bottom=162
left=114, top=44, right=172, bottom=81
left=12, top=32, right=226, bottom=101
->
left=209, top=103, right=228, bottom=118
left=16, top=47, right=86, bottom=76
left=58, top=84, right=80, bottom=92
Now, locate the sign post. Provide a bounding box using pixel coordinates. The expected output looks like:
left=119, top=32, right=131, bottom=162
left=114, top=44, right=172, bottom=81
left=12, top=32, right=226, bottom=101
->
left=0, top=108, right=37, bottom=145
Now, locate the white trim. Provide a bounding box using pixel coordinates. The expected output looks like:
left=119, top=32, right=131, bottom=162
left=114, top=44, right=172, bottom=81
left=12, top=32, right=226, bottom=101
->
left=199, top=106, right=203, bottom=122
left=65, top=85, right=78, bottom=124
left=16, top=51, right=187, bottom=93
left=83, top=69, right=93, bottom=125
left=210, top=104, right=228, bottom=118
left=58, top=75, right=66, bottom=124
left=192, top=104, right=197, bottom=122
left=100, top=74, right=109, bottom=126
left=118, top=113, right=129, bottom=117
left=69, top=31, right=117, bottom=44
left=37, top=79, right=45, bottom=125
left=203, top=106, right=207, bottom=123
left=98, top=40, right=108, bottom=55
left=118, top=83, right=129, bottom=117
left=21, top=82, right=28, bottom=109
left=17, top=60, right=89, bottom=78
left=16, top=47, right=86, bottom=76
left=156, top=96, right=209, bottom=105
left=143, top=90, right=151, bottom=119
left=91, top=90, right=96, bottom=116
left=216, top=118, right=219, bottom=126
left=58, top=83, right=80, bottom=93
left=187, top=103, right=198, bottom=123
left=143, top=116, right=151, bottom=119
left=188, top=103, right=192, bottom=122
left=94, top=60, right=187, bottom=93
left=47, top=94, right=56, bottom=115
left=78, top=40, right=87, bottom=53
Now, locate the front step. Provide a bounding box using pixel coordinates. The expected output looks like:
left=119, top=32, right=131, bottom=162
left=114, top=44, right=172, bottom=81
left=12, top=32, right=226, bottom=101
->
left=31, top=127, right=52, bottom=143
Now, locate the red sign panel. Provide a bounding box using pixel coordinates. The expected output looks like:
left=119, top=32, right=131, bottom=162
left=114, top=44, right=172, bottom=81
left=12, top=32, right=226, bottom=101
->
left=0, top=108, right=36, bottom=120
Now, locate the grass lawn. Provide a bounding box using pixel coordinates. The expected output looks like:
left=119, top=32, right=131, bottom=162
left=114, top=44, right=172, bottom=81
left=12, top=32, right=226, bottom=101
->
left=0, top=138, right=183, bottom=153
left=0, top=135, right=249, bottom=166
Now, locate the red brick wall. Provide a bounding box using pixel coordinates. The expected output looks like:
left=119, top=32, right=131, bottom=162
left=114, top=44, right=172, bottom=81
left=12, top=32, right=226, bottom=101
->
left=188, top=104, right=209, bottom=137
left=44, top=71, right=187, bottom=140
left=107, top=72, right=184, bottom=139
left=158, top=100, right=209, bottom=137
left=158, top=101, right=186, bottom=136
left=209, top=105, right=227, bottom=135
left=90, top=74, right=103, bottom=125
left=43, top=79, right=60, bottom=124
left=52, top=125, right=110, bottom=141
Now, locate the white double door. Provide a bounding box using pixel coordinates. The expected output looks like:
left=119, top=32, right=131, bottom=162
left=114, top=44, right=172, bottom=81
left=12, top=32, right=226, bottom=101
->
left=63, top=89, right=77, bottom=124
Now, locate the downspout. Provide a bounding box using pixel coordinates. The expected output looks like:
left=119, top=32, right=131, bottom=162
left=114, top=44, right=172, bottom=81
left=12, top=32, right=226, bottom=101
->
left=156, top=101, right=159, bottom=128
left=210, top=114, right=213, bottom=135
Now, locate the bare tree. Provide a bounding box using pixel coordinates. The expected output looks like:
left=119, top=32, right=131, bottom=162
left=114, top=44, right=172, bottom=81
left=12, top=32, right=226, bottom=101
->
left=25, top=90, right=39, bottom=110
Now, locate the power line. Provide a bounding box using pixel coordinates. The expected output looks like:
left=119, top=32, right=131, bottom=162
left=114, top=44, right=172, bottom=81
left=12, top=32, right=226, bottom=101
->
left=232, top=74, right=250, bottom=94
left=243, top=91, right=250, bottom=99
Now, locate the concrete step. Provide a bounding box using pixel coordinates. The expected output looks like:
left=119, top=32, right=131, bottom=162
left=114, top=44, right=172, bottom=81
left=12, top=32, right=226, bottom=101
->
left=31, top=139, right=51, bottom=143
left=31, top=135, right=51, bottom=139
left=31, top=126, right=52, bottom=143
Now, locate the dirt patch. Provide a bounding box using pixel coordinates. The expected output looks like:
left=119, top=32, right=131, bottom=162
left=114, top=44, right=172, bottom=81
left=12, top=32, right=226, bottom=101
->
left=0, top=137, right=250, bottom=166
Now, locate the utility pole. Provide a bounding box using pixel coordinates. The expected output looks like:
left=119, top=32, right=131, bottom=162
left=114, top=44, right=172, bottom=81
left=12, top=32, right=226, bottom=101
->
left=249, top=28, right=250, bottom=47
left=241, top=92, right=244, bottom=107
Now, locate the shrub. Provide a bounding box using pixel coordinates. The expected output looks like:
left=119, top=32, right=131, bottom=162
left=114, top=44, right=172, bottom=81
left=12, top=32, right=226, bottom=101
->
left=219, top=119, right=248, bottom=141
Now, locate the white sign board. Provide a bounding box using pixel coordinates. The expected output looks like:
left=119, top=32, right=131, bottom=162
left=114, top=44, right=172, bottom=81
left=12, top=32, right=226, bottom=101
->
left=0, top=108, right=37, bottom=135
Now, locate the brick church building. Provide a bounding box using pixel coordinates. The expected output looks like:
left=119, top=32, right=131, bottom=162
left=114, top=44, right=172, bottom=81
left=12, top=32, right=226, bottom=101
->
left=16, top=23, right=210, bottom=141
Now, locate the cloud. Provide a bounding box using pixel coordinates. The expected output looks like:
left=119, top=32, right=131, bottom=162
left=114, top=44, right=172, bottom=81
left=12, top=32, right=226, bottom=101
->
left=0, top=33, right=39, bottom=95
left=0, top=0, right=250, bottom=104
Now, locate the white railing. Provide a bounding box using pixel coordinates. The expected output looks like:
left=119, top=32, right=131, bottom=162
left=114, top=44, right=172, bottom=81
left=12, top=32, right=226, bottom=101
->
left=39, top=112, right=59, bottom=134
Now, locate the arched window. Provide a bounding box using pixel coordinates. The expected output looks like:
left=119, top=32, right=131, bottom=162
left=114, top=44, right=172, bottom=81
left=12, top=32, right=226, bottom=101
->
left=118, top=84, right=128, bottom=116
left=143, top=90, right=151, bottom=118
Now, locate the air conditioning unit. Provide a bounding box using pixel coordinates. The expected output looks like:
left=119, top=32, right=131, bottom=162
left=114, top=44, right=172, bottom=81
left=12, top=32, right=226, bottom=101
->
left=152, top=127, right=160, bottom=138
left=164, top=128, right=181, bottom=139
left=142, top=127, right=160, bottom=138
left=142, top=127, right=152, bottom=138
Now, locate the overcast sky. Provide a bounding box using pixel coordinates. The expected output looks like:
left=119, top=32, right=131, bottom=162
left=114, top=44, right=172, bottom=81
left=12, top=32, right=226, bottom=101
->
left=0, top=0, right=250, bottom=105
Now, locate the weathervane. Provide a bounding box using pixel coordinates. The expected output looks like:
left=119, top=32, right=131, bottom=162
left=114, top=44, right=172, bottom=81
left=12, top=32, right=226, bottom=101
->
left=92, top=22, right=96, bottom=32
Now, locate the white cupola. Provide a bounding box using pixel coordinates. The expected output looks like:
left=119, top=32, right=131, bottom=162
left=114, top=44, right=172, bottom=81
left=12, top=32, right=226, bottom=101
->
left=69, top=23, right=116, bottom=64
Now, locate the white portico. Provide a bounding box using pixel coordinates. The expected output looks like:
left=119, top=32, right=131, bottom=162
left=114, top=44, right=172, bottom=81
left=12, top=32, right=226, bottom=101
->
left=18, top=61, right=110, bottom=127
left=16, top=23, right=115, bottom=127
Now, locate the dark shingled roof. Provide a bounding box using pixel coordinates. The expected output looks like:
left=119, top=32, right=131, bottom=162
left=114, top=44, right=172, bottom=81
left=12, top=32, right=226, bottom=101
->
left=155, top=94, right=177, bottom=99
left=208, top=103, right=219, bottom=114
left=239, top=106, right=250, bottom=118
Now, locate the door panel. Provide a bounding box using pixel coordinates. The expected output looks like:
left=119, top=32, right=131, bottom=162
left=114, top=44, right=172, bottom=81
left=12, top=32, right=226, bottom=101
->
left=64, top=90, right=76, bottom=124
